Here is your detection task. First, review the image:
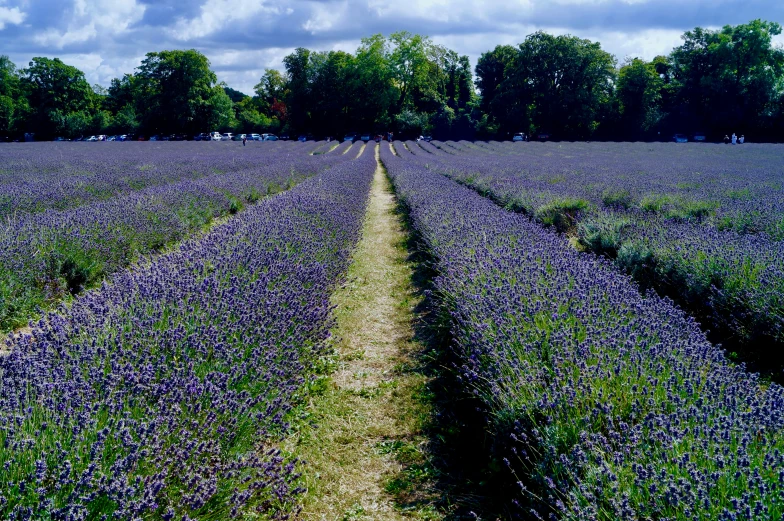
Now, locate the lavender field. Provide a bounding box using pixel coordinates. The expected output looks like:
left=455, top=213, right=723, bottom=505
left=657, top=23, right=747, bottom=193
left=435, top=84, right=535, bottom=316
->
left=0, top=141, right=354, bottom=333
left=1, top=139, right=782, bottom=520
left=383, top=140, right=784, bottom=520
left=0, top=141, right=375, bottom=519
left=408, top=140, right=784, bottom=376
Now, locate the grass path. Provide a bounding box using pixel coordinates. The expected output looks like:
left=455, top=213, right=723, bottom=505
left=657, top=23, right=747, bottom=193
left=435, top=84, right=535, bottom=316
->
left=286, top=145, right=443, bottom=521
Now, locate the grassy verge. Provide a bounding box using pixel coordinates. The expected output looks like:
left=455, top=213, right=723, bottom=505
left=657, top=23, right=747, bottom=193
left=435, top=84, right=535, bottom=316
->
left=284, top=147, right=445, bottom=520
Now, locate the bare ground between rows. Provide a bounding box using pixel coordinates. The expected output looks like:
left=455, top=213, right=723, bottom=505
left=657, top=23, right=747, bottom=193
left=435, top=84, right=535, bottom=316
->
left=286, top=146, right=444, bottom=520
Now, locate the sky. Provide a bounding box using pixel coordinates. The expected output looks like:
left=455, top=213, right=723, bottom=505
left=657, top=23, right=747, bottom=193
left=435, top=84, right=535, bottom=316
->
left=0, top=0, right=782, bottom=95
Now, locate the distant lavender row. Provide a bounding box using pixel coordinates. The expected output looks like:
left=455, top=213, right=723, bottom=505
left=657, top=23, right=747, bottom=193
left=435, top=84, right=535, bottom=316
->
left=429, top=140, right=784, bottom=239
left=409, top=141, right=784, bottom=373
left=382, top=142, right=784, bottom=520
left=0, top=140, right=328, bottom=218
left=0, top=143, right=357, bottom=333
left=0, top=148, right=375, bottom=520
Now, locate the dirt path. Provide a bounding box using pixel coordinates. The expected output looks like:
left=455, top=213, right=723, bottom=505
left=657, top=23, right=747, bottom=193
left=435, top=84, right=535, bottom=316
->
left=287, top=145, right=441, bottom=521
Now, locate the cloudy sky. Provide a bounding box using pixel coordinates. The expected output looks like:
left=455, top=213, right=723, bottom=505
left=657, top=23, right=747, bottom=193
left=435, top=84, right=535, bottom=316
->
left=0, top=0, right=782, bottom=95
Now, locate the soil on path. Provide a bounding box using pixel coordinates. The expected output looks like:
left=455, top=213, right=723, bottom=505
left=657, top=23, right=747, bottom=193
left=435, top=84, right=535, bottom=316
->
left=287, top=145, right=441, bottom=520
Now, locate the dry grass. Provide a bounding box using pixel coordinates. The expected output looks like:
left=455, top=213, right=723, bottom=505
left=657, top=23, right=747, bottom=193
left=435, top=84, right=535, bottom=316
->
left=285, top=145, right=442, bottom=521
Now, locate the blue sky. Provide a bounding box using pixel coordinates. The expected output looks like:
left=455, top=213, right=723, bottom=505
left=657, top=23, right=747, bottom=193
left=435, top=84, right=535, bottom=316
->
left=0, top=0, right=782, bottom=95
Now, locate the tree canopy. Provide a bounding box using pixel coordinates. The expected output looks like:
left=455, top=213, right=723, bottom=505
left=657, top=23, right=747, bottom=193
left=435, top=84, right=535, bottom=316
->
left=1, top=19, right=783, bottom=141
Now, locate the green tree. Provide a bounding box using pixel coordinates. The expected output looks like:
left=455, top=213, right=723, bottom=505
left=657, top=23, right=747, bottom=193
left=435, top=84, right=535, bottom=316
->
left=497, top=32, right=616, bottom=138
left=254, top=69, right=287, bottom=110
left=283, top=48, right=312, bottom=132
left=352, top=35, right=395, bottom=131
left=223, top=85, right=248, bottom=103
left=475, top=45, right=517, bottom=115
left=206, top=86, right=235, bottom=130
left=669, top=19, right=784, bottom=134
left=388, top=31, right=432, bottom=113
left=22, top=57, right=96, bottom=138
left=135, top=49, right=222, bottom=134
left=0, top=55, right=22, bottom=134
left=617, top=58, right=664, bottom=136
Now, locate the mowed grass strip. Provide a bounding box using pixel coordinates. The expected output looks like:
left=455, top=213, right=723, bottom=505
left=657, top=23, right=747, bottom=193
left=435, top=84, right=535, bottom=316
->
left=284, top=146, right=443, bottom=521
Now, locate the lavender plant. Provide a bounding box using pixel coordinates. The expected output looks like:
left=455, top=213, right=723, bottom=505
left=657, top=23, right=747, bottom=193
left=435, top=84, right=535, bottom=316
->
left=411, top=141, right=784, bottom=374
left=0, top=147, right=375, bottom=520
left=382, top=142, right=784, bottom=520
left=0, top=142, right=355, bottom=333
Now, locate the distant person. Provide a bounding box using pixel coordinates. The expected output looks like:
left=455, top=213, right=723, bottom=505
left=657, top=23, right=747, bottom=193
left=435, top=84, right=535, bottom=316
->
left=739, top=135, right=745, bottom=144
left=724, top=135, right=730, bottom=144
left=732, top=133, right=737, bottom=144
left=242, top=135, right=247, bottom=146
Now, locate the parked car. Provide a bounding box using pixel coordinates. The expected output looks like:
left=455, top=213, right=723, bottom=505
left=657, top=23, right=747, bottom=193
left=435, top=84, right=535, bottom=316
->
left=422, top=135, right=432, bottom=142
left=193, top=133, right=209, bottom=141
left=247, top=133, right=262, bottom=141
left=279, top=134, right=290, bottom=141
left=297, top=135, right=308, bottom=142
left=220, top=133, right=234, bottom=141
left=673, top=133, right=689, bottom=143
left=536, top=132, right=551, bottom=141
left=209, top=131, right=221, bottom=141
left=343, top=133, right=357, bottom=143
left=512, top=132, right=525, bottom=142
left=86, top=136, right=98, bottom=142
left=232, top=134, right=246, bottom=141
left=263, top=134, right=278, bottom=141
left=692, top=132, right=707, bottom=142
left=360, top=134, right=372, bottom=143
left=53, top=137, right=67, bottom=142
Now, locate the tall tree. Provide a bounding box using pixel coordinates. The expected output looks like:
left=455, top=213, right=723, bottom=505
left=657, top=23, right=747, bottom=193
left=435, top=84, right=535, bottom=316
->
left=283, top=48, right=311, bottom=133
left=22, top=57, right=96, bottom=138
left=497, top=32, right=616, bottom=138
left=475, top=45, right=517, bottom=115
left=617, top=58, right=664, bottom=136
left=254, top=69, right=286, bottom=109
left=388, top=31, right=432, bottom=113
left=669, top=19, right=784, bottom=134
left=0, top=55, right=23, bottom=134
left=135, top=49, right=221, bottom=134
left=351, top=35, right=395, bottom=131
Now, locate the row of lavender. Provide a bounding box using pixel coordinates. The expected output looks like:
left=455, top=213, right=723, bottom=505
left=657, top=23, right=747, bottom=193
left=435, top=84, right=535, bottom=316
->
left=411, top=140, right=784, bottom=374
left=0, top=140, right=331, bottom=218
left=430, top=140, right=784, bottom=239
left=382, top=142, right=784, bottom=520
left=0, top=147, right=376, bottom=520
left=0, top=141, right=355, bottom=333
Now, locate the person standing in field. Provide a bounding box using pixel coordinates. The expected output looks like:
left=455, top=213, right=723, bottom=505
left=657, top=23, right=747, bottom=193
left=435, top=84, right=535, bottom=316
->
left=242, top=135, right=247, bottom=146
left=724, top=135, right=730, bottom=144
left=732, top=133, right=737, bottom=144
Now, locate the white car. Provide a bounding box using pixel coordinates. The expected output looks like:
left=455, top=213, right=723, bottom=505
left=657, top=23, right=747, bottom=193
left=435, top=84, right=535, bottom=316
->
left=263, top=134, right=278, bottom=141
left=512, top=133, right=525, bottom=142
left=220, top=133, right=234, bottom=141
left=248, top=133, right=262, bottom=141
left=86, top=135, right=98, bottom=142
left=210, top=131, right=222, bottom=141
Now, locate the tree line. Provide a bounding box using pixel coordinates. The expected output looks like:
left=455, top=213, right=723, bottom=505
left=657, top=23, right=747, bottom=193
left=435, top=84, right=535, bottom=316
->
left=1, top=20, right=782, bottom=141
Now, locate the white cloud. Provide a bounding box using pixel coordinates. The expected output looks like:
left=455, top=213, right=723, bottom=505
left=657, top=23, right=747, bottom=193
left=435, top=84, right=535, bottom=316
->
left=33, top=0, right=145, bottom=48
left=0, top=2, right=25, bottom=30
left=169, top=0, right=284, bottom=40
